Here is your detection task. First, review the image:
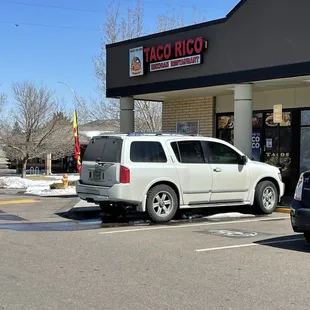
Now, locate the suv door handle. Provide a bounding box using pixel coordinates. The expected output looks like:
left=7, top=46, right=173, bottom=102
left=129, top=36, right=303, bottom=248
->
left=213, top=167, right=222, bottom=172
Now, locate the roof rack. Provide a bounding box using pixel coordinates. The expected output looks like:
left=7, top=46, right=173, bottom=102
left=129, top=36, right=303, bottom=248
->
left=96, top=132, right=200, bottom=137
left=127, top=132, right=199, bottom=136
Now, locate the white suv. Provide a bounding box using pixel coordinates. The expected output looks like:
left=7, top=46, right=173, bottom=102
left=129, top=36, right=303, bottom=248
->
left=76, top=133, right=285, bottom=223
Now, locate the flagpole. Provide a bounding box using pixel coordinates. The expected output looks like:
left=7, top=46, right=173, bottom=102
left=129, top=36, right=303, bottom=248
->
left=58, top=81, right=81, bottom=174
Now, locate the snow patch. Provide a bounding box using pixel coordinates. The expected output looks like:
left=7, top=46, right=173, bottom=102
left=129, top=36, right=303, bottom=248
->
left=25, top=186, right=76, bottom=197
left=0, top=176, right=78, bottom=197
left=204, top=212, right=255, bottom=220
left=0, top=176, right=33, bottom=189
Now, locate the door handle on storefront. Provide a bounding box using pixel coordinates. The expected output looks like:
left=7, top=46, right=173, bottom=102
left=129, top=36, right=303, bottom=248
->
left=213, top=167, right=222, bottom=172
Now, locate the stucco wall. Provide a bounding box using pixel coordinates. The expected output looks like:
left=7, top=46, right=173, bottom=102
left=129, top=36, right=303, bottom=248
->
left=216, top=86, right=310, bottom=113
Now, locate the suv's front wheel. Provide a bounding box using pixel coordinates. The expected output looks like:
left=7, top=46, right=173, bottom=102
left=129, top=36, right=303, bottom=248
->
left=146, top=185, right=178, bottom=223
left=254, top=181, right=278, bottom=214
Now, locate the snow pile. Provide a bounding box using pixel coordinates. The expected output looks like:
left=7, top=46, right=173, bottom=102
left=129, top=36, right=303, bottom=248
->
left=204, top=212, right=255, bottom=220
left=24, top=186, right=76, bottom=197
left=0, top=176, right=33, bottom=189
left=0, top=175, right=79, bottom=197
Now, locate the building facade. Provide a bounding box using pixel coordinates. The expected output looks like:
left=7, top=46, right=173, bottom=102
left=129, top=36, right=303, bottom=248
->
left=105, top=0, right=310, bottom=195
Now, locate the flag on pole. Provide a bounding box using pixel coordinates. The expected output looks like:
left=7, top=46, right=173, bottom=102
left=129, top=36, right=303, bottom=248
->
left=73, top=110, right=81, bottom=174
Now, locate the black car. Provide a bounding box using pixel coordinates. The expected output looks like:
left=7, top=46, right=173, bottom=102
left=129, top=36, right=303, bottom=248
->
left=291, top=171, right=310, bottom=242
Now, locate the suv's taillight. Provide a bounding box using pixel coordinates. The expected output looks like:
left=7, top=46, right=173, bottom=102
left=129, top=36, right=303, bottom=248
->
left=294, top=174, right=304, bottom=201
left=120, top=166, right=130, bottom=183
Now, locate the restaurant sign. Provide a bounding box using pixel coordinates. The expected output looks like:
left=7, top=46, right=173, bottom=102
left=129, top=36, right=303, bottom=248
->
left=129, top=37, right=208, bottom=77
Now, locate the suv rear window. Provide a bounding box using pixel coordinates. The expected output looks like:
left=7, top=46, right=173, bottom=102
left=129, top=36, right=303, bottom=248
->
left=130, top=141, right=167, bottom=163
left=83, top=137, right=123, bottom=162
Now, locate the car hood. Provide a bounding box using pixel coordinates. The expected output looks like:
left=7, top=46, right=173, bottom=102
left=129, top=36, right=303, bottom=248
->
left=248, top=160, right=280, bottom=173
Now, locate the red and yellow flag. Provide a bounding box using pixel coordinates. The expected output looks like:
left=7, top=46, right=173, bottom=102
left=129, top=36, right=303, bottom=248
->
left=73, top=110, right=81, bottom=174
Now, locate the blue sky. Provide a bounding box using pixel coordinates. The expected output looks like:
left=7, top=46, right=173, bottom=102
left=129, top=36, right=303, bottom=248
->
left=0, top=0, right=239, bottom=110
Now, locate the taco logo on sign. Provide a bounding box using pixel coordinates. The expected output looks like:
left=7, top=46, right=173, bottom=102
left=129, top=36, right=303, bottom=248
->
left=129, top=46, right=144, bottom=77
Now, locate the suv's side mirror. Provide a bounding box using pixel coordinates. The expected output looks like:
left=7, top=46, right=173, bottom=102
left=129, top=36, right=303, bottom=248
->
left=239, top=155, right=247, bottom=165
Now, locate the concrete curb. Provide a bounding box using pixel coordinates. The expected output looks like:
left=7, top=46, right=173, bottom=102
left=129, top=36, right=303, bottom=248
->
left=275, top=207, right=291, bottom=214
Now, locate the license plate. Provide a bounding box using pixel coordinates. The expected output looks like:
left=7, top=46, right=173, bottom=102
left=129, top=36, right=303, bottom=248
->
left=93, top=170, right=102, bottom=180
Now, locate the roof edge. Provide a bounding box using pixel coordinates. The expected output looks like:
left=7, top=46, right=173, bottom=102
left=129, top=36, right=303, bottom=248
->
left=106, top=18, right=225, bottom=49
left=226, top=0, right=247, bottom=18
left=106, top=0, right=246, bottom=49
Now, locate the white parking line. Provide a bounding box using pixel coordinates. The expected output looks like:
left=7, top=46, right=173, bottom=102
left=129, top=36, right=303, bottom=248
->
left=98, top=216, right=289, bottom=235
left=195, top=237, right=305, bottom=252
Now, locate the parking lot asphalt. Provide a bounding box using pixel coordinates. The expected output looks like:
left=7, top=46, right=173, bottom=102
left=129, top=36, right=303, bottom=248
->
left=0, top=194, right=309, bottom=310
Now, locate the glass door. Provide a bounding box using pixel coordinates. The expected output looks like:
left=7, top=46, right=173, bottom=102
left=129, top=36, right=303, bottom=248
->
left=263, top=111, right=292, bottom=181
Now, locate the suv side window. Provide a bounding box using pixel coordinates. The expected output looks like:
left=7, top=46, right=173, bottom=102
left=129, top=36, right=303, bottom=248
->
left=130, top=141, right=167, bottom=163
left=171, top=141, right=205, bottom=164
left=207, top=141, right=240, bottom=164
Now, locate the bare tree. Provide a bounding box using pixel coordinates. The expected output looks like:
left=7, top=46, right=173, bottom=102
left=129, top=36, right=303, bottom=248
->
left=192, top=6, right=207, bottom=24
left=134, top=100, right=162, bottom=132
left=87, top=0, right=204, bottom=132
left=0, top=81, right=74, bottom=178
left=88, top=0, right=164, bottom=131
left=0, top=82, right=7, bottom=115
left=157, top=8, right=184, bottom=32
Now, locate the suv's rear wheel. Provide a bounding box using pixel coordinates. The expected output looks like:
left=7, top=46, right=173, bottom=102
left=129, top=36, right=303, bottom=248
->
left=146, top=185, right=178, bottom=223
left=254, top=181, right=278, bottom=214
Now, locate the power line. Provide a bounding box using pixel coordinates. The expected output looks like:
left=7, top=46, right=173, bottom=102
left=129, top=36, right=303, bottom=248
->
left=0, top=20, right=101, bottom=32
left=0, top=0, right=103, bottom=13
left=1, top=0, right=204, bottom=12
left=120, top=0, right=201, bottom=8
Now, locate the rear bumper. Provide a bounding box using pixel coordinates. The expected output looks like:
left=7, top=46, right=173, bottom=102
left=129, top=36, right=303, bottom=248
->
left=76, top=181, right=137, bottom=204
left=290, top=199, right=310, bottom=232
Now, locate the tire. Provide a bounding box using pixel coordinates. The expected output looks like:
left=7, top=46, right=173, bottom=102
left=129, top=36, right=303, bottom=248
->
left=254, top=181, right=278, bottom=214
left=304, top=232, right=310, bottom=243
left=146, top=185, right=178, bottom=223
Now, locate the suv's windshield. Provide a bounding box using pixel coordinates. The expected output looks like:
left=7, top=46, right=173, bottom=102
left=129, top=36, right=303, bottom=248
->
left=83, top=136, right=123, bottom=162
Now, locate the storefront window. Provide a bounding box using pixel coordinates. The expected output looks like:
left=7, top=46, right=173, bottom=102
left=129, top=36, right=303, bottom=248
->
left=300, top=110, right=310, bottom=174
left=301, top=110, right=310, bottom=126
left=265, top=112, right=291, bottom=127
left=217, top=113, right=263, bottom=159
left=252, top=113, right=263, bottom=128
left=218, top=130, right=234, bottom=145
left=300, top=128, right=310, bottom=173
left=217, top=115, right=234, bottom=129
left=217, top=110, right=292, bottom=170
left=217, top=114, right=234, bottom=145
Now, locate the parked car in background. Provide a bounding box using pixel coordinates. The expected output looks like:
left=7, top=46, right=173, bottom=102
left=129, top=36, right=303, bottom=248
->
left=76, top=132, right=285, bottom=223
left=290, top=171, right=310, bottom=242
